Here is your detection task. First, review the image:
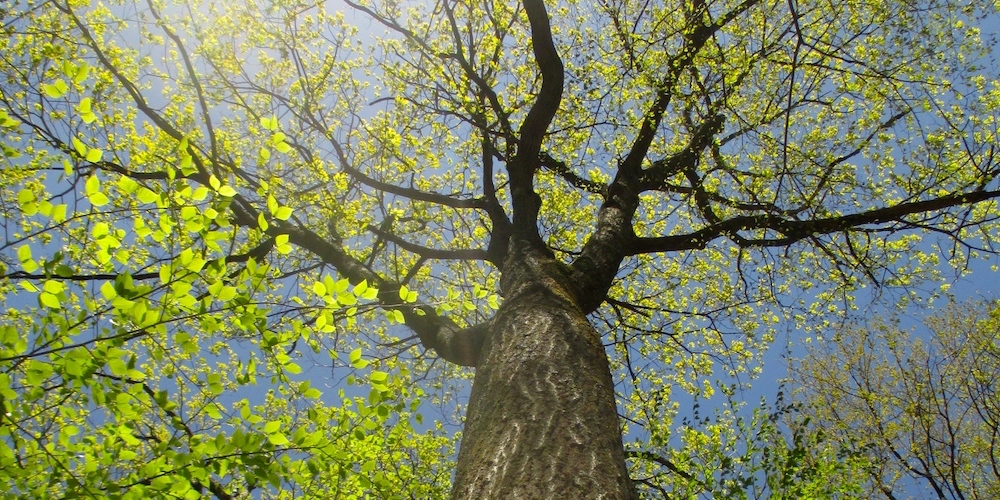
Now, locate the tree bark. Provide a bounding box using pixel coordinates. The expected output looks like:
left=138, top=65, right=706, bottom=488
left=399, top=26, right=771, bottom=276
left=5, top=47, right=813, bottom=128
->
left=450, top=1, right=634, bottom=494
left=451, top=248, right=637, bottom=499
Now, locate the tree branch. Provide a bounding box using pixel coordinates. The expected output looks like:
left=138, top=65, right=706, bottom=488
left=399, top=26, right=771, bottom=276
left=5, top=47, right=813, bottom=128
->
left=366, top=223, right=490, bottom=261
left=631, top=189, right=1000, bottom=254
left=507, top=0, right=564, bottom=244
left=280, top=224, right=486, bottom=366
left=339, top=159, right=487, bottom=211
left=567, top=2, right=757, bottom=313
left=640, top=113, right=726, bottom=192
left=539, top=151, right=608, bottom=196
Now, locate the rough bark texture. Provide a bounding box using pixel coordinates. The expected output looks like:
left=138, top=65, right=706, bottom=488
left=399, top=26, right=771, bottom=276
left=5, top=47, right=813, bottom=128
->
left=451, top=247, right=637, bottom=499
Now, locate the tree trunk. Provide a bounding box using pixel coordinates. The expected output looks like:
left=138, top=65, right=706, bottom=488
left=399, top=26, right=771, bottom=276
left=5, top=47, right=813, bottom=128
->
left=451, top=253, right=636, bottom=499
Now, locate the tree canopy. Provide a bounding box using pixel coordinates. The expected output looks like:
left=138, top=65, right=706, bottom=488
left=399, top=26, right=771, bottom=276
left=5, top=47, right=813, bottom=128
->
left=1, top=0, right=999, bottom=497
left=794, top=299, right=1000, bottom=499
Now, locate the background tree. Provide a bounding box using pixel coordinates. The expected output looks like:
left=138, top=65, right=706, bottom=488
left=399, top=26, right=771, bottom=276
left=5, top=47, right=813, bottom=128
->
left=1, top=0, right=999, bottom=498
left=793, top=299, right=1000, bottom=500
left=629, top=384, right=873, bottom=498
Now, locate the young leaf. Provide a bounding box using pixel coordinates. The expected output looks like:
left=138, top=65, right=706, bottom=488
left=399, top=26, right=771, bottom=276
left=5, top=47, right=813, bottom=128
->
left=349, top=348, right=369, bottom=369
left=42, top=79, right=69, bottom=98
left=79, top=97, right=98, bottom=124
left=85, top=147, right=102, bottom=162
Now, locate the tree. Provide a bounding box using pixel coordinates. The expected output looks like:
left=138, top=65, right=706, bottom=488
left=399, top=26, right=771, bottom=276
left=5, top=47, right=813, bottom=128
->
left=793, top=299, right=1000, bottom=499
left=629, top=385, right=874, bottom=498
left=1, top=0, right=999, bottom=497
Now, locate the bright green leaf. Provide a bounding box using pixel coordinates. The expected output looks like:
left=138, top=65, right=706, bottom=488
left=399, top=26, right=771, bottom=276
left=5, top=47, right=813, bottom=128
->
left=274, top=206, right=292, bottom=220
left=85, top=147, right=102, bottom=162
left=42, top=79, right=68, bottom=98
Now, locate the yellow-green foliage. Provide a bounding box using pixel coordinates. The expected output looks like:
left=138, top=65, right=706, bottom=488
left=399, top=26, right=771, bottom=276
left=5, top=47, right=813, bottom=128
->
left=0, top=0, right=998, bottom=497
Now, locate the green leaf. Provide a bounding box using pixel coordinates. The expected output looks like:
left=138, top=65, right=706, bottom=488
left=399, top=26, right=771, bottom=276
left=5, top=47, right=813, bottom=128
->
left=85, top=147, right=102, bottom=162
left=25, top=360, right=53, bottom=386
left=388, top=309, right=405, bottom=324
left=42, top=279, right=65, bottom=295
left=64, top=358, right=84, bottom=378
left=337, top=292, right=357, bottom=306
left=205, top=404, right=222, bottom=420
left=263, top=420, right=281, bottom=434
left=267, top=433, right=289, bottom=446
left=79, top=97, right=97, bottom=124
left=108, top=358, right=128, bottom=376
left=42, top=79, right=69, bottom=98
left=275, top=234, right=292, bottom=254
left=0, top=109, right=19, bottom=128
left=18, top=245, right=37, bottom=272
left=17, top=189, right=35, bottom=206
left=100, top=280, right=117, bottom=299
left=179, top=153, right=194, bottom=174
left=39, top=292, right=61, bottom=309
left=89, top=191, right=110, bottom=207
left=137, top=187, right=158, bottom=204
left=273, top=206, right=292, bottom=220
left=85, top=174, right=100, bottom=195
left=349, top=348, right=369, bottom=369
left=73, top=137, right=88, bottom=157
left=260, top=115, right=279, bottom=131
left=72, top=61, right=90, bottom=84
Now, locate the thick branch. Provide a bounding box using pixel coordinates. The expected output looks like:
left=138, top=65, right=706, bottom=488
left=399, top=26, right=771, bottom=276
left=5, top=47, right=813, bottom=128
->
left=340, top=160, right=487, bottom=211
left=87, top=146, right=487, bottom=367
left=482, top=127, right=513, bottom=266
left=630, top=189, right=1000, bottom=255
left=281, top=224, right=486, bottom=366
left=640, top=113, right=726, bottom=192
left=539, top=151, right=608, bottom=196
left=567, top=3, right=753, bottom=313
left=508, top=0, right=564, bottom=244
left=518, top=0, right=563, bottom=163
